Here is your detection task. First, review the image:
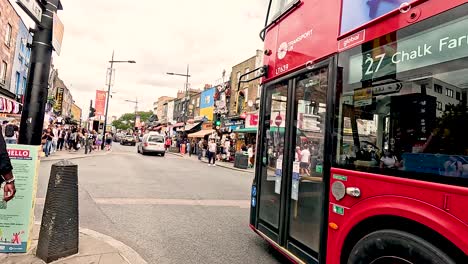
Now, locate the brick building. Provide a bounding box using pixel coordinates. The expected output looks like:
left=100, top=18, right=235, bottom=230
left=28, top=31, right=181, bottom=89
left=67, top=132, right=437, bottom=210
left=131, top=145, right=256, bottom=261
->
left=228, top=50, right=263, bottom=117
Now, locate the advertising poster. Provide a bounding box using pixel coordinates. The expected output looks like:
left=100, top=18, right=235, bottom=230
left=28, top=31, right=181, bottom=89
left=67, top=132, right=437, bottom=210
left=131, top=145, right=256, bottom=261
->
left=95, top=90, right=107, bottom=116
left=274, top=159, right=282, bottom=194
left=341, top=0, right=408, bottom=34
left=291, top=162, right=300, bottom=201
left=0, top=145, right=40, bottom=253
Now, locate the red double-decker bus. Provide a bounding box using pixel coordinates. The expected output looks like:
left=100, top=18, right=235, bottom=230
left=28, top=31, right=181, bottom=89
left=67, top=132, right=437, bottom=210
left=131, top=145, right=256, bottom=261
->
left=249, top=0, right=468, bottom=263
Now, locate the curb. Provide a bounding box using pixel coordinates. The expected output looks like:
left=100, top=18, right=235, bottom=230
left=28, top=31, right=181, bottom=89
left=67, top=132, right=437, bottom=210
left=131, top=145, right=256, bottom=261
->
left=79, top=228, right=148, bottom=264
left=33, top=222, right=147, bottom=264
left=40, top=152, right=110, bottom=162
left=167, top=152, right=253, bottom=173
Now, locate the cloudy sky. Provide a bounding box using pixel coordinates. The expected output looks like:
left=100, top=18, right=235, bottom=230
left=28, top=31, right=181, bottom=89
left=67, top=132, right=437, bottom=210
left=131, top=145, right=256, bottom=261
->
left=13, top=0, right=268, bottom=118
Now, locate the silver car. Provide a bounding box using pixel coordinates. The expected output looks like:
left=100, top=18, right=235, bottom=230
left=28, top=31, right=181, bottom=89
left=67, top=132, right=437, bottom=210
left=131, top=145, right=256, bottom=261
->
left=137, top=133, right=165, bottom=156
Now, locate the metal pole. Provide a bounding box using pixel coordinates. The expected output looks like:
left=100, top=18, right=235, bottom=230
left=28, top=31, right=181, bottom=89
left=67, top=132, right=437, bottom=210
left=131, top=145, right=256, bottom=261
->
left=19, top=0, right=60, bottom=145
left=101, top=51, right=114, bottom=149
left=185, top=64, right=189, bottom=128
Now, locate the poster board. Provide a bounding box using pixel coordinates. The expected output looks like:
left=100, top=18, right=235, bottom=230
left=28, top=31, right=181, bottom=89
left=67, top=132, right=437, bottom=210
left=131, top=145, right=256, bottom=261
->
left=0, top=145, right=40, bottom=253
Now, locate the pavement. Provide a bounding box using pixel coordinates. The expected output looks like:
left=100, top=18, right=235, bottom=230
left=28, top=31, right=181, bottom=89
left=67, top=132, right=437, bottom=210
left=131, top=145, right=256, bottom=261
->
left=39, top=148, right=110, bottom=162
left=0, top=224, right=147, bottom=264
left=166, top=151, right=255, bottom=173
left=33, top=144, right=286, bottom=264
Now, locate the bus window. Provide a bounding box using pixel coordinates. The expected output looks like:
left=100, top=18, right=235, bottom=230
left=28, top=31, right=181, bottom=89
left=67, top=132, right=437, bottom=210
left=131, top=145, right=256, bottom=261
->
left=289, top=68, right=328, bottom=252
left=335, top=13, right=468, bottom=185
left=258, top=82, right=288, bottom=228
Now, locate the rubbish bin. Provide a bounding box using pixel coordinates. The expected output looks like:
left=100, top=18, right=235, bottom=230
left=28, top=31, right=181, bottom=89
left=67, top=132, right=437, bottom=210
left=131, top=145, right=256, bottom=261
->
left=235, top=152, right=249, bottom=169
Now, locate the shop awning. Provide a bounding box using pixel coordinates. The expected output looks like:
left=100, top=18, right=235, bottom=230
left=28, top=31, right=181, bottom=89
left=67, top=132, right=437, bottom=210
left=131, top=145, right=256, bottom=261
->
left=172, top=122, right=185, bottom=128
left=177, top=122, right=202, bottom=132
left=233, top=127, right=257, bottom=133
left=188, top=129, right=216, bottom=138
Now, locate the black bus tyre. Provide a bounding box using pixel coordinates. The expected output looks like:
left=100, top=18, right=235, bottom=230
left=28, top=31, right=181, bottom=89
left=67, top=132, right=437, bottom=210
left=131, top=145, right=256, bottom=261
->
left=347, top=229, right=455, bottom=264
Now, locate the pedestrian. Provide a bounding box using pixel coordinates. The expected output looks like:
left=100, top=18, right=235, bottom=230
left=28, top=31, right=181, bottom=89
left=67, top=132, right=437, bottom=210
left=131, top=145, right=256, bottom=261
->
left=198, top=139, right=204, bottom=160
left=207, top=138, right=217, bottom=166
left=300, top=144, right=311, bottom=175
left=186, top=140, right=191, bottom=157
left=58, top=128, right=66, bottom=150
left=105, top=132, right=113, bottom=151
left=3, top=121, right=19, bottom=144
left=69, top=129, right=78, bottom=151
left=52, top=125, right=59, bottom=153
left=85, top=130, right=94, bottom=154
left=165, top=137, right=171, bottom=152
left=248, top=144, right=254, bottom=168
left=0, top=130, right=16, bottom=203
left=41, top=128, right=54, bottom=157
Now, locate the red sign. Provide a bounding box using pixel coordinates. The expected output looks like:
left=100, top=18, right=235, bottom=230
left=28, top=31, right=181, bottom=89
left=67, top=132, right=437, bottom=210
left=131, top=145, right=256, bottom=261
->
left=249, top=114, right=258, bottom=127
left=338, top=30, right=366, bottom=51
left=95, top=90, right=107, bottom=116
left=275, top=115, right=282, bottom=127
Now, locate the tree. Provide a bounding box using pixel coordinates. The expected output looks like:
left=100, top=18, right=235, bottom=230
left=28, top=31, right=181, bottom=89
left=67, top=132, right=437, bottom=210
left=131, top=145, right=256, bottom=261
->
left=112, top=110, right=154, bottom=130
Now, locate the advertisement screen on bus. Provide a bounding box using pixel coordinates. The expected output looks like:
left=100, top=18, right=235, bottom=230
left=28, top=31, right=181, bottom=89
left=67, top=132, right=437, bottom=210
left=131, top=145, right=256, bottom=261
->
left=341, top=0, right=409, bottom=34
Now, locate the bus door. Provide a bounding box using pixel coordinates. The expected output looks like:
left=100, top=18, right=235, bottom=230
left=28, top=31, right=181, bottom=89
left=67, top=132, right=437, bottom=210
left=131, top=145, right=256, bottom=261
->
left=254, top=65, right=330, bottom=263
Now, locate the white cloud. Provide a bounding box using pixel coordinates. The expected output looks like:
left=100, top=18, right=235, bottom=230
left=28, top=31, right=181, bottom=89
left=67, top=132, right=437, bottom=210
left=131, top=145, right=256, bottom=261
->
left=46, top=0, right=269, bottom=117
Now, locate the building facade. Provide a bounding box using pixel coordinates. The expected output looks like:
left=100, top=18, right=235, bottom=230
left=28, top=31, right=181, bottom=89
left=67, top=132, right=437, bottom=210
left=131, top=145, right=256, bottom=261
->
left=228, top=50, right=263, bottom=117
left=71, top=103, right=82, bottom=123
left=154, top=96, right=174, bottom=121
left=0, top=0, right=20, bottom=99
left=10, top=19, right=31, bottom=103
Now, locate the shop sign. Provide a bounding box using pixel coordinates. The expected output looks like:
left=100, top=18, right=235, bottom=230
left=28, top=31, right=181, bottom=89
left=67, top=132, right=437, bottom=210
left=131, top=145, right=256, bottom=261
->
left=223, top=119, right=244, bottom=127
left=245, top=113, right=259, bottom=128
left=202, top=123, right=213, bottom=130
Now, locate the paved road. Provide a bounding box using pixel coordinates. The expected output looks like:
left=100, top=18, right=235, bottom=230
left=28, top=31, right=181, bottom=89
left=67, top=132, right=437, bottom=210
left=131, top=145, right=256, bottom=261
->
left=35, top=144, right=287, bottom=264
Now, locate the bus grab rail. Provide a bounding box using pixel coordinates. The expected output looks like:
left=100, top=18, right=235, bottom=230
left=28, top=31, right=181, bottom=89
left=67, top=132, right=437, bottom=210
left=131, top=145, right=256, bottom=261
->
left=237, top=66, right=268, bottom=92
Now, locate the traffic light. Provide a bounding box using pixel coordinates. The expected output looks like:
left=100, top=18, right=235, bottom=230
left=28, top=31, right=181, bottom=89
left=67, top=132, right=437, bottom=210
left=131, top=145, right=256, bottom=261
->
left=89, top=107, right=95, bottom=118
left=215, top=120, right=221, bottom=126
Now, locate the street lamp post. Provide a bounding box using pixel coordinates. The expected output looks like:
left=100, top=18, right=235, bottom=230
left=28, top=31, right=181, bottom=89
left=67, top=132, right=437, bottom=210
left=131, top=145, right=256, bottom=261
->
left=101, top=51, right=135, bottom=149
left=125, top=98, right=138, bottom=130
left=167, top=64, right=191, bottom=129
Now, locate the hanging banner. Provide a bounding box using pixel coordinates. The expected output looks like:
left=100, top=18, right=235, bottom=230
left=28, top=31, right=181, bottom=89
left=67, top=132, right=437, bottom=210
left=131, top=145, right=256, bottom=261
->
left=0, top=145, right=40, bottom=253
left=95, top=90, right=107, bottom=116
left=55, top=88, right=64, bottom=116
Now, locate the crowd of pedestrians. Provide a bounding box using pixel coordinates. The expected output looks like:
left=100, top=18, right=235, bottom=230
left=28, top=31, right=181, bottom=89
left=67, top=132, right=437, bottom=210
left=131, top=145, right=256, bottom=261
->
left=39, top=125, right=113, bottom=157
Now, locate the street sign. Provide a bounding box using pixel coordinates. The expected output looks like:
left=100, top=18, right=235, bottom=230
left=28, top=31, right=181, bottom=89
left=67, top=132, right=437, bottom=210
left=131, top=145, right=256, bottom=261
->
left=16, top=0, right=42, bottom=25
left=52, top=13, right=64, bottom=55
left=275, top=114, right=282, bottom=126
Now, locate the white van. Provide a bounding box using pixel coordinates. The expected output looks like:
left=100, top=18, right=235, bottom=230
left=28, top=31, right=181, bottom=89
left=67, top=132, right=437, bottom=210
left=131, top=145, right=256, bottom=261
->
left=137, top=132, right=165, bottom=156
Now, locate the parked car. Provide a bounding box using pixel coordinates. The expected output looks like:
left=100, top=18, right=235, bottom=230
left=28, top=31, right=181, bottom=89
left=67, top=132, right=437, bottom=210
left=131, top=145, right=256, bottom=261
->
left=113, top=133, right=123, bottom=142
left=120, top=135, right=136, bottom=146
left=137, top=133, right=165, bottom=156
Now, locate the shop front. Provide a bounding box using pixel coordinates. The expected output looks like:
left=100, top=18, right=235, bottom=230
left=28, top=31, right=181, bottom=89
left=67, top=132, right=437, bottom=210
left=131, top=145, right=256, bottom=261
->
left=232, top=112, right=258, bottom=151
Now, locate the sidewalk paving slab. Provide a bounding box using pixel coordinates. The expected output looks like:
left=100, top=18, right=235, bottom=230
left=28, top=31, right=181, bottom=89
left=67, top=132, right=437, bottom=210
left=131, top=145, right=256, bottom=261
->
left=40, top=150, right=110, bottom=162
left=0, top=224, right=146, bottom=264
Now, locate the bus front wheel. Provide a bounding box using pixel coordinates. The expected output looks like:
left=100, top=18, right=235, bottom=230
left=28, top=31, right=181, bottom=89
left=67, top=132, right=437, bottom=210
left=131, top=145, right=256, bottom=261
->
left=347, top=229, right=455, bottom=264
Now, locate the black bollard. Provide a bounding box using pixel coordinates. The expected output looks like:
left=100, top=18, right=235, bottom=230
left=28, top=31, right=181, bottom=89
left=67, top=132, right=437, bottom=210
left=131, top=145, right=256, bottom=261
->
left=36, top=160, right=79, bottom=263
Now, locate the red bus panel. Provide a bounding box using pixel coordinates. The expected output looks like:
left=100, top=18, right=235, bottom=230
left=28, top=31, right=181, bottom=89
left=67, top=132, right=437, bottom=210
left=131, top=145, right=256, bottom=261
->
left=263, top=0, right=341, bottom=82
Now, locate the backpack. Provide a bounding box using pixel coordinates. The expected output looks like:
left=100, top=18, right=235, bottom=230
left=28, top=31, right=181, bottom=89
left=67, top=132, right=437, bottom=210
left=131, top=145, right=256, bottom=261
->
left=5, top=125, right=15, bottom=137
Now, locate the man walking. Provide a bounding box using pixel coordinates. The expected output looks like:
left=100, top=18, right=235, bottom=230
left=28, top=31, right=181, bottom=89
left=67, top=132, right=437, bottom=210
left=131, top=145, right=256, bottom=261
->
left=198, top=139, right=204, bottom=160
left=207, top=139, right=217, bottom=166
left=57, top=128, right=66, bottom=151
left=4, top=121, right=19, bottom=144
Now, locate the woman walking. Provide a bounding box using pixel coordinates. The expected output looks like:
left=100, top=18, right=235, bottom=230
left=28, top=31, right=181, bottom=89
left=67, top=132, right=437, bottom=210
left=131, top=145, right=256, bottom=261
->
left=105, top=132, right=113, bottom=151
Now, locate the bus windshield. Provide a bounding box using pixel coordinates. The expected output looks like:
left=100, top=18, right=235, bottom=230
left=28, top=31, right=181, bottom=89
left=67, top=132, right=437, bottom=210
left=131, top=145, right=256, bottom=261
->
left=335, top=11, right=468, bottom=184
left=267, top=0, right=298, bottom=24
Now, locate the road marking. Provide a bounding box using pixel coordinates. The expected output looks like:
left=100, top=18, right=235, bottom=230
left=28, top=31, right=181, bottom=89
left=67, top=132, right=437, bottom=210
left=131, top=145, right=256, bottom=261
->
left=93, top=198, right=250, bottom=208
